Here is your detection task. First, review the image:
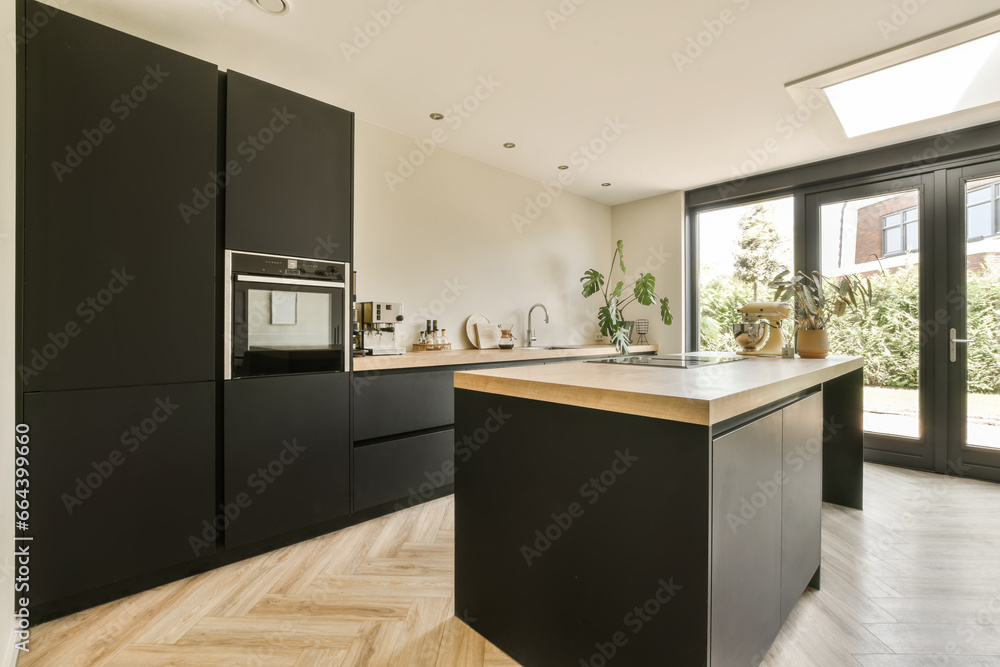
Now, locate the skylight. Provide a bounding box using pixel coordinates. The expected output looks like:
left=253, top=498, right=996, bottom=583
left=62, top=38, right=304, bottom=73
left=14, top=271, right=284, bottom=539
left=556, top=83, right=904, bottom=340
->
left=823, top=31, right=1000, bottom=137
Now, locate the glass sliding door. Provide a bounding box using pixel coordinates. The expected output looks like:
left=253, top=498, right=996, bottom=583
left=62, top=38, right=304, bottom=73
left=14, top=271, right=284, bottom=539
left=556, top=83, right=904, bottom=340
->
left=807, top=175, right=935, bottom=467
left=693, top=197, right=795, bottom=352
left=946, top=162, right=1000, bottom=480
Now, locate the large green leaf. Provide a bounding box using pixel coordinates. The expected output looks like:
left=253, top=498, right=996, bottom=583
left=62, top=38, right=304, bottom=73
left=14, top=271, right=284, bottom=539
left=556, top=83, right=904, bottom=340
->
left=659, top=297, right=673, bottom=326
left=611, top=280, right=624, bottom=298
left=633, top=273, right=657, bottom=306
left=616, top=240, right=626, bottom=274
left=580, top=269, right=605, bottom=298
left=598, top=304, right=617, bottom=338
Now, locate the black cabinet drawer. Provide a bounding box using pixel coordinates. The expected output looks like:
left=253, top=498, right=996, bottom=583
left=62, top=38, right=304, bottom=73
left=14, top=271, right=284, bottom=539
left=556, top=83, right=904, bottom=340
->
left=354, top=430, right=455, bottom=511
left=224, top=373, right=350, bottom=549
left=354, top=370, right=455, bottom=441
left=225, top=71, right=352, bottom=260
left=26, top=382, right=216, bottom=607
left=22, top=2, right=219, bottom=392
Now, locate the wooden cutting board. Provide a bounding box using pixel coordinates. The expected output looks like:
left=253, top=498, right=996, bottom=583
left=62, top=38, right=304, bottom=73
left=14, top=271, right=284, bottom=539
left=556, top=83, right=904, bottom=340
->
left=475, top=323, right=502, bottom=349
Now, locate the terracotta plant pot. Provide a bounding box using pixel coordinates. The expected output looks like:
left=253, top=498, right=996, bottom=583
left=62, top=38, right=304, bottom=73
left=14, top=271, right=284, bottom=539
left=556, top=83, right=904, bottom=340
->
left=797, top=329, right=829, bottom=359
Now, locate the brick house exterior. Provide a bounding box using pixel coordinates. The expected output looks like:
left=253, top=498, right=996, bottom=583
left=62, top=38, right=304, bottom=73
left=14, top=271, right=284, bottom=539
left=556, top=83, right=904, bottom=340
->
left=853, top=179, right=1000, bottom=273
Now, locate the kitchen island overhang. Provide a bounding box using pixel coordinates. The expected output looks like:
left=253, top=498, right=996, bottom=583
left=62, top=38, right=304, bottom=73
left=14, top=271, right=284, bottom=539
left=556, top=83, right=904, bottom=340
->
left=452, top=355, right=863, bottom=667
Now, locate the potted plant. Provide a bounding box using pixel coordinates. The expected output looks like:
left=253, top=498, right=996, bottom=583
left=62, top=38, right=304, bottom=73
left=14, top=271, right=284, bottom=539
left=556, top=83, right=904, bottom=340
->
left=768, top=269, right=873, bottom=358
left=580, top=240, right=673, bottom=354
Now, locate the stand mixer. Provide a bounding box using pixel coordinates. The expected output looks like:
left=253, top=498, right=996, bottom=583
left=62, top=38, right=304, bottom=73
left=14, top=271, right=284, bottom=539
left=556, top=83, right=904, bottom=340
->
left=732, top=302, right=792, bottom=356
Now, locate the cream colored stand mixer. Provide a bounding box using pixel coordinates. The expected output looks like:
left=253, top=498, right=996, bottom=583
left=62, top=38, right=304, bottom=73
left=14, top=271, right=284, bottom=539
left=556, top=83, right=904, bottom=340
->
left=732, top=302, right=792, bottom=356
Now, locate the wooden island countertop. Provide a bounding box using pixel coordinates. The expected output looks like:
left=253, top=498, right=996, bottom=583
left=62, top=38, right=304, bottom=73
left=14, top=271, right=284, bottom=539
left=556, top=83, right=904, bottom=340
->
left=454, top=353, right=863, bottom=426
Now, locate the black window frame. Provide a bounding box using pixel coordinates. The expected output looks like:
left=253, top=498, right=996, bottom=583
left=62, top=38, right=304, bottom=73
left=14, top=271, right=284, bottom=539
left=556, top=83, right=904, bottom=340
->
left=880, top=205, right=919, bottom=257
left=685, top=119, right=1000, bottom=476
left=965, top=182, right=1000, bottom=241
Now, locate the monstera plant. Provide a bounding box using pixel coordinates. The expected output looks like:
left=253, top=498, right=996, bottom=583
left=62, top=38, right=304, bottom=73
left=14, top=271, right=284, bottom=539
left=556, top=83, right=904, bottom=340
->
left=580, top=240, right=672, bottom=355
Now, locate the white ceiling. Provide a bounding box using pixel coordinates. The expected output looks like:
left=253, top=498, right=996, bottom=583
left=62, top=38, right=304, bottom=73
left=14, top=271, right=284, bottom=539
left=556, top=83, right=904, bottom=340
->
left=40, top=0, right=1000, bottom=206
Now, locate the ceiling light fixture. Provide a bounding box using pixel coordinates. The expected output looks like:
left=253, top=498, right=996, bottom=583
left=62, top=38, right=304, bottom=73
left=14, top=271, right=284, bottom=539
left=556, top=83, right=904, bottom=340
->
left=557, top=165, right=569, bottom=170
left=601, top=183, right=611, bottom=187
left=429, top=113, right=444, bottom=120
left=503, top=142, right=516, bottom=148
left=788, top=12, right=1000, bottom=137
left=251, top=0, right=289, bottom=15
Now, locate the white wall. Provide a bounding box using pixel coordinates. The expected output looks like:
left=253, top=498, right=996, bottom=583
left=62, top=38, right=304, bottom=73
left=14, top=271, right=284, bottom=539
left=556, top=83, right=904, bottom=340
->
left=354, top=120, right=613, bottom=349
left=1, top=1, right=18, bottom=664
left=610, top=192, right=686, bottom=353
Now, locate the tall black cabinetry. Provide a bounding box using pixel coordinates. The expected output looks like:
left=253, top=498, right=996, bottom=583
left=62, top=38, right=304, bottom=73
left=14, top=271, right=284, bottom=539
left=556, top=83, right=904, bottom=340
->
left=225, top=72, right=353, bottom=261
left=22, top=0, right=218, bottom=393
left=21, top=1, right=219, bottom=614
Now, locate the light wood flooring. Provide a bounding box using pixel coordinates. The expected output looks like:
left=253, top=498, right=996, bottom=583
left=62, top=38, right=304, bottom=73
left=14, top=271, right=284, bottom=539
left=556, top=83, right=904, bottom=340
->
left=20, top=463, right=1000, bottom=666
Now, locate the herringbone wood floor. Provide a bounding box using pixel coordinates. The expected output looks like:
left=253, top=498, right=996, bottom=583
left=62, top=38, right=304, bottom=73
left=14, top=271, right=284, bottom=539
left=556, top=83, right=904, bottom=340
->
left=20, top=463, right=1000, bottom=666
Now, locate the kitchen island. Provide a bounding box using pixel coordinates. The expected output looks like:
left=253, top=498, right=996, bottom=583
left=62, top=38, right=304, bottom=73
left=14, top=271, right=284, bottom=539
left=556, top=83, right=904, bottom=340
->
left=453, top=354, right=863, bottom=667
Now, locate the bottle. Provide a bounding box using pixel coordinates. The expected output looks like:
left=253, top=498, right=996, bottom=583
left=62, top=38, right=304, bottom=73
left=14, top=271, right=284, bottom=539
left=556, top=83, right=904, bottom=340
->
left=440, top=329, right=449, bottom=346
left=419, top=330, right=426, bottom=345
left=432, top=320, right=439, bottom=343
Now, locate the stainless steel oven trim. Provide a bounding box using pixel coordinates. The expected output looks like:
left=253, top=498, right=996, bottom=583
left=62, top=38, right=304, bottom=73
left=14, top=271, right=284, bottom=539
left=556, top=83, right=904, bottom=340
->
left=224, top=250, right=233, bottom=380
left=224, top=249, right=350, bottom=380
left=236, top=275, right=346, bottom=288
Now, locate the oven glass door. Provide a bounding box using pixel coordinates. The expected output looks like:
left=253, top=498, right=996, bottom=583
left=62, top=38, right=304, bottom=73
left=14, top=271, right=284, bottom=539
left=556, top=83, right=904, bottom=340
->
left=231, top=277, right=346, bottom=378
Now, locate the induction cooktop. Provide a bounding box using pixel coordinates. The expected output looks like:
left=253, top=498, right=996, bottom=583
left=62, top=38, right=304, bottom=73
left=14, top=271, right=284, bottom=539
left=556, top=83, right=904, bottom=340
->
left=586, top=354, right=745, bottom=369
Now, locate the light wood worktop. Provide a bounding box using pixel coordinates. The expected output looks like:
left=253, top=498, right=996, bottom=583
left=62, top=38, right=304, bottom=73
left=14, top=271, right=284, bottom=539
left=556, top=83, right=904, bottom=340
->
left=352, top=345, right=658, bottom=372
left=454, top=354, right=863, bottom=425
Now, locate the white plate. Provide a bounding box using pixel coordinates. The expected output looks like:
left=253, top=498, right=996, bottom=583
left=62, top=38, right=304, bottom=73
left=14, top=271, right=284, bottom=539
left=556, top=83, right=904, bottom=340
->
left=465, top=314, right=490, bottom=348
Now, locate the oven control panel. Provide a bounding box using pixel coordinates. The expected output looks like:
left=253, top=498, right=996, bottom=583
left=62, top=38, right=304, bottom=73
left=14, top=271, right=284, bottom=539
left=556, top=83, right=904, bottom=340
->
left=231, top=251, right=345, bottom=282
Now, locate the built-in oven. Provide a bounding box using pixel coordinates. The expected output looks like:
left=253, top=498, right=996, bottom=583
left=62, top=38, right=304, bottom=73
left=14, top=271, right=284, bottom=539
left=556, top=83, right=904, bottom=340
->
left=224, top=250, right=350, bottom=379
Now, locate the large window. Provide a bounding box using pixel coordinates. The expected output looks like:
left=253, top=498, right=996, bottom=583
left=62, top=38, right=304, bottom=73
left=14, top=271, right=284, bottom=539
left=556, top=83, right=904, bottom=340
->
left=695, top=197, right=793, bottom=352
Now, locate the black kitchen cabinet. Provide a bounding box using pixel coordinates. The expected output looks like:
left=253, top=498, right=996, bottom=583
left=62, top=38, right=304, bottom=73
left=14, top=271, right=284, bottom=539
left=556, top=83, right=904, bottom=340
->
left=26, top=382, right=216, bottom=608
left=223, top=373, right=351, bottom=549
left=354, top=430, right=455, bottom=511
left=22, top=1, right=218, bottom=393
left=225, top=71, right=353, bottom=261
left=354, top=369, right=455, bottom=441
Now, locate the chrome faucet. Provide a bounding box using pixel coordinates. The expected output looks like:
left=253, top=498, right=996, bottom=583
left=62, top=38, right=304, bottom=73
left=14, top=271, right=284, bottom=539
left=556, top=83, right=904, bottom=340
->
left=527, top=303, right=549, bottom=345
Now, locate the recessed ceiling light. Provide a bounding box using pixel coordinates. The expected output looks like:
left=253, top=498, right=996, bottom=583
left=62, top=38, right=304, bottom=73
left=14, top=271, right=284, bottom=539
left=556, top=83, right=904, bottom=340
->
left=601, top=183, right=611, bottom=187
left=429, top=113, right=444, bottom=120
left=251, top=0, right=289, bottom=15
left=557, top=165, right=569, bottom=170
left=503, top=142, right=516, bottom=148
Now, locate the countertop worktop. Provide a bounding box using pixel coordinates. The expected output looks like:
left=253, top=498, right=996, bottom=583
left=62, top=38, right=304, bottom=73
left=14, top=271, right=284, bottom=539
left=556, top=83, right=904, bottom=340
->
left=454, top=353, right=863, bottom=425
left=352, top=344, right=658, bottom=372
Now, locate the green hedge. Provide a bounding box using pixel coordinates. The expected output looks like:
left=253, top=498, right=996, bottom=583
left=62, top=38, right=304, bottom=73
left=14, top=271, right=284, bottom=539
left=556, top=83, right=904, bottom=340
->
left=700, top=265, right=1000, bottom=394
